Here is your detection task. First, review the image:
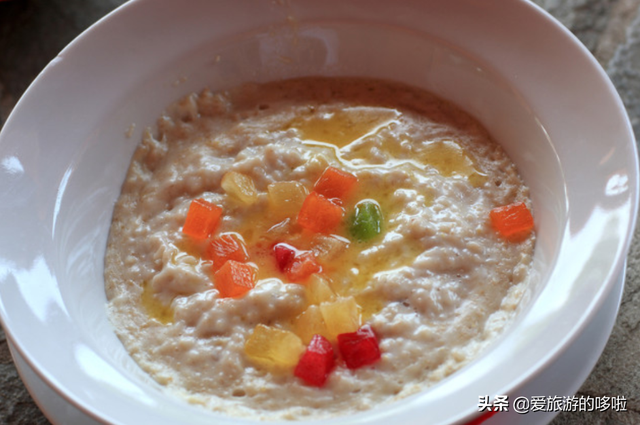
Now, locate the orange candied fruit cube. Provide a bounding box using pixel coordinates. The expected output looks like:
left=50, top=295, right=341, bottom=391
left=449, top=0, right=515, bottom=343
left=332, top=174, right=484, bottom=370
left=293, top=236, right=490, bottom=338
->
left=313, top=166, right=358, bottom=201
left=298, top=192, right=344, bottom=234
left=214, top=260, right=255, bottom=298
left=182, top=198, right=222, bottom=240
left=207, top=233, right=249, bottom=270
left=490, top=202, right=534, bottom=241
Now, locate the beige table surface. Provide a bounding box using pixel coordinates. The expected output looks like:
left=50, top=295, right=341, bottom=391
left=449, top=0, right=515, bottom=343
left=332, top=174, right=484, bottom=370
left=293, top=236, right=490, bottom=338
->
left=1, top=0, right=639, bottom=424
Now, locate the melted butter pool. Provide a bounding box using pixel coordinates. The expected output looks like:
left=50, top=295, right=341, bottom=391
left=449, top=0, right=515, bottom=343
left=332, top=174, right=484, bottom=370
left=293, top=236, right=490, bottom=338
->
left=141, top=281, right=174, bottom=324
left=288, top=106, right=399, bottom=148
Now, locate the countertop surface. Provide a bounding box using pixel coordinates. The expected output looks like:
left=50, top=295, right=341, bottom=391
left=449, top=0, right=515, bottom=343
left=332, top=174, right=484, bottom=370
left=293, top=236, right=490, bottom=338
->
left=1, top=0, right=640, bottom=424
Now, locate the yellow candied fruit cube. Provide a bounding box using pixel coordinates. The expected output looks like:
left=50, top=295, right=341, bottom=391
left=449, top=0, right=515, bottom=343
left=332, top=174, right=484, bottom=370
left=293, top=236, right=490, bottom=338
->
left=306, top=275, right=336, bottom=305
left=265, top=218, right=296, bottom=240
left=244, top=324, right=304, bottom=370
left=320, top=296, right=361, bottom=340
left=311, top=234, right=349, bottom=263
left=267, top=181, right=308, bottom=217
left=221, top=171, right=258, bottom=205
left=292, top=305, right=329, bottom=344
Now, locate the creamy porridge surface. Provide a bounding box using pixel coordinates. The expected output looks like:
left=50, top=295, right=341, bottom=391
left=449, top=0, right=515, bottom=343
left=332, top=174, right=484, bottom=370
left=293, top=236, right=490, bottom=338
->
left=104, top=77, right=535, bottom=419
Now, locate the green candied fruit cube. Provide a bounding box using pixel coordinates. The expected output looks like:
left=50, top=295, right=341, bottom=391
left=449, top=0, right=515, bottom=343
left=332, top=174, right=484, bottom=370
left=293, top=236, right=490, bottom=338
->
left=349, top=200, right=383, bottom=242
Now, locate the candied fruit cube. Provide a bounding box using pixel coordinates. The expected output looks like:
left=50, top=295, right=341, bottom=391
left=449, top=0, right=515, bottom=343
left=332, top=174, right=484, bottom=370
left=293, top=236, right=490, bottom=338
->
left=313, top=166, right=357, bottom=201
left=311, top=234, right=349, bottom=263
left=320, top=297, right=361, bottom=340
left=207, top=233, right=249, bottom=270
left=182, top=198, right=222, bottom=240
left=214, top=260, right=255, bottom=298
left=349, top=200, right=383, bottom=242
left=221, top=171, right=258, bottom=205
left=273, top=243, right=322, bottom=282
left=244, top=324, right=304, bottom=370
left=490, top=202, right=534, bottom=241
left=287, top=252, right=322, bottom=282
left=293, top=305, right=329, bottom=344
left=294, top=334, right=335, bottom=387
left=337, top=324, right=381, bottom=369
left=298, top=192, right=343, bottom=234
left=273, top=242, right=297, bottom=272
left=306, top=275, right=335, bottom=305
left=268, top=181, right=308, bottom=217
left=265, top=218, right=296, bottom=240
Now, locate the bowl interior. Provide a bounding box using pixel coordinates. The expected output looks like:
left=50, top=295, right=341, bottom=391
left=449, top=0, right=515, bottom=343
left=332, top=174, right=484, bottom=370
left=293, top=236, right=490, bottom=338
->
left=0, top=0, right=636, bottom=424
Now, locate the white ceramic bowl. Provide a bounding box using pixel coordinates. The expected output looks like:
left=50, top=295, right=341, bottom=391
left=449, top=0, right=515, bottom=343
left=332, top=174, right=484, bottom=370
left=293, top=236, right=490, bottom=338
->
left=0, top=1, right=637, bottom=424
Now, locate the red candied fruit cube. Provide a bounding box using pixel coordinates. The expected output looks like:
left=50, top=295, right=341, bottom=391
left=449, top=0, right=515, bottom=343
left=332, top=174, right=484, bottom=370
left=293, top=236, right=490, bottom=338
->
left=182, top=198, right=222, bottom=240
left=208, top=233, right=249, bottom=270
left=214, top=260, right=255, bottom=298
left=313, top=166, right=358, bottom=201
left=287, top=252, right=322, bottom=282
left=273, top=243, right=322, bottom=283
left=274, top=242, right=297, bottom=272
left=490, top=202, right=534, bottom=241
left=294, top=334, right=335, bottom=387
left=298, top=192, right=344, bottom=234
left=337, top=324, right=381, bottom=369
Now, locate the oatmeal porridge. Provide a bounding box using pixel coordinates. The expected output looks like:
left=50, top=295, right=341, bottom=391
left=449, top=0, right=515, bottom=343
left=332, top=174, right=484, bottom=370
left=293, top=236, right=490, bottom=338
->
left=104, top=77, right=535, bottom=419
